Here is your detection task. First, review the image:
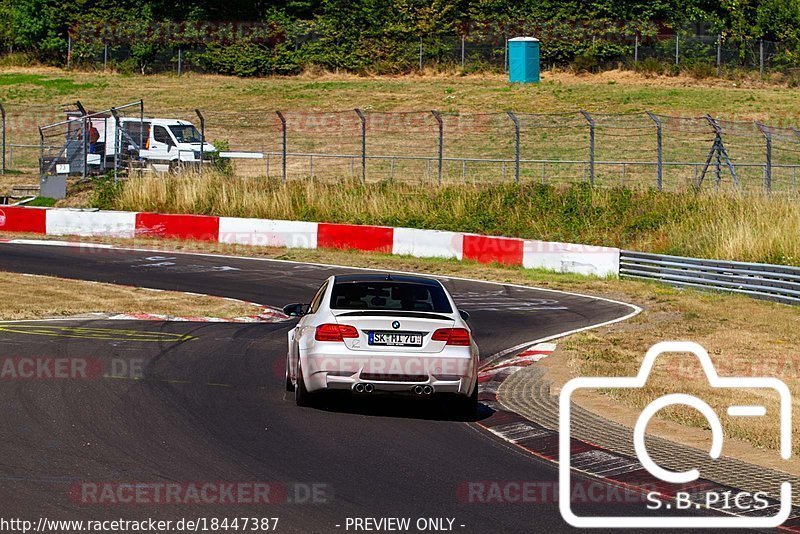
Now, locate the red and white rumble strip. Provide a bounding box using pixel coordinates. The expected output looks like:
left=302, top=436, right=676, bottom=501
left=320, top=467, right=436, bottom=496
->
left=0, top=206, right=620, bottom=277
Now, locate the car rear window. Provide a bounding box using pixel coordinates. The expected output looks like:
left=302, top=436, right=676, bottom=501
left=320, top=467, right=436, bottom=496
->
left=330, top=282, right=452, bottom=313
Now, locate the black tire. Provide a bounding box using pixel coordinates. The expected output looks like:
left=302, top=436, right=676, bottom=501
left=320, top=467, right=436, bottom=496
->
left=295, top=360, right=314, bottom=407
left=285, top=355, right=295, bottom=392
left=458, top=379, right=479, bottom=418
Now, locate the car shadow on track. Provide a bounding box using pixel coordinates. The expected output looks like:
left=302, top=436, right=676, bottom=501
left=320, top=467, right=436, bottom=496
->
left=287, top=392, right=493, bottom=423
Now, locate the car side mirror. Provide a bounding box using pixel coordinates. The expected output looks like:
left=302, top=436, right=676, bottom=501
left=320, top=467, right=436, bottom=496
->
left=283, top=303, right=308, bottom=317
left=458, top=309, right=471, bottom=322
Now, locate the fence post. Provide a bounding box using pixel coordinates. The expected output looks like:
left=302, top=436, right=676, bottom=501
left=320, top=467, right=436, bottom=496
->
left=431, top=110, right=443, bottom=185
left=646, top=111, right=663, bottom=191
left=276, top=111, right=287, bottom=182
left=138, top=99, right=144, bottom=163
left=717, top=35, right=722, bottom=76
left=38, top=127, right=44, bottom=182
left=178, top=48, right=183, bottom=77
left=104, top=43, right=108, bottom=71
left=461, top=35, right=466, bottom=70
left=675, top=33, right=680, bottom=66
left=506, top=111, right=520, bottom=183
left=504, top=33, right=508, bottom=73
left=580, top=110, right=595, bottom=186
left=354, top=108, right=366, bottom=184
left=759, top=39, right=764, bottom=77
left=0, top=103, right=5, bottom=175
left=195, top=109, right=204, bottom=175
left=67, top=35, right=72, bottom=70
left=419, top=38, right=423, bottom=72
left=755, top=121, right=772, bottom=192
left=110, top=107, right=121, bottom=184
left=634, top=34, right=639, bottom=64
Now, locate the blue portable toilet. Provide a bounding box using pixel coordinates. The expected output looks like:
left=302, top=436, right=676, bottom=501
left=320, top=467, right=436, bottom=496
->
left=508, top=37, right=540, bottom=83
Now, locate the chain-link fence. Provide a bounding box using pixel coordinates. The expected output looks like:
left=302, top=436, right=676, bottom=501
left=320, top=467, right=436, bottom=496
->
left=59, top=32, right=800, bottom=76
left=3, top=103, right=800, bottom=195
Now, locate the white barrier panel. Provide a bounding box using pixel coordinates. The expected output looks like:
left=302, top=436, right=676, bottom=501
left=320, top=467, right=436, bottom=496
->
left=392, top=227, right=464, bottom=260
left=218, top=217, right=318, bottom=249
left=219, top=151, right=264, bottom=159
left=523, top=240, right=619, bottom=277
left=46, top=209, right=137, bottom=238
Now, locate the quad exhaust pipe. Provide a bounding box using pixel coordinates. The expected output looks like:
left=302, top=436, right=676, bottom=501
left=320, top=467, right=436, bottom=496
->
left=413, top=385, right=434, bottom=395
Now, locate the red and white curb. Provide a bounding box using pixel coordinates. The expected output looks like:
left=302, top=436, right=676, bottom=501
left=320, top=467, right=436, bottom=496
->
left=0, top=206, right=620, bottom=277
left=475, top=346, right=800, bottom=531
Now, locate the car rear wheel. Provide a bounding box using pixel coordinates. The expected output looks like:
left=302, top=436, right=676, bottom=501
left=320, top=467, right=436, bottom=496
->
left=295, top=360, right=314, bottom=407
left=458, top=378, right=479, bottom=417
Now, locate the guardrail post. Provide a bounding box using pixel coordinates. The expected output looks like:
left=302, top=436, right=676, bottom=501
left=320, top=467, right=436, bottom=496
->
left=354, top=108, right=366, bottom=184
left=0, top=103, right=5, bottom=175
left=195, top=108, right=205, bottom=175
left=276, top=111, right=287, bottom=182
left=431, top=110, right=443, bottom=185
left=580, top=110, right=595, bottom=186
left=506, top=111, right=520, bottom=184
left=755, top=121, right=772, bottom=192
left=646, top=111, right=663, bottom=191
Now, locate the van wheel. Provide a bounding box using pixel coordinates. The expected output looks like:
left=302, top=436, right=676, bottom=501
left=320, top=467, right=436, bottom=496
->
left=168, top=160, right=181, bottom=174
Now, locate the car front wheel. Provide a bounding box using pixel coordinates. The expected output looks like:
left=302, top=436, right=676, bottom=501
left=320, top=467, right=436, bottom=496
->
left=285, top=355, right=295, bottom=392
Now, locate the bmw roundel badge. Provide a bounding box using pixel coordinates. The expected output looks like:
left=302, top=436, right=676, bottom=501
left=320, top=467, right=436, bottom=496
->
left=392, top=321, right=400, bottom=329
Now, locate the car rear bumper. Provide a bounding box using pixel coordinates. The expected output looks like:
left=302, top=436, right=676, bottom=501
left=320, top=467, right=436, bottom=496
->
left=302, top=349, right=477, bottom=396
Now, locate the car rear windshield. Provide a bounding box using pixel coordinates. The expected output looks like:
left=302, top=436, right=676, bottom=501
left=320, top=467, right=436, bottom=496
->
left=330, top=281, right=452, bottom=313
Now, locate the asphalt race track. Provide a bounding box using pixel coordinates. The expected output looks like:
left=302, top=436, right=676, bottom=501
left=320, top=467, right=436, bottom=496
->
left=0, top=241, right=698, bottom=533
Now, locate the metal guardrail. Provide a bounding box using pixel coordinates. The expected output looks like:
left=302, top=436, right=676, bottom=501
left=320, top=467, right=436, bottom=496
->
left=620, top=250, right=800, bottom=305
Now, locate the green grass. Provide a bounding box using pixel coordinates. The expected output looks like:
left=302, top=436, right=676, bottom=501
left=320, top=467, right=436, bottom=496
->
left=0, top=73, right=102, bottom=101
left=24, top=196, right=57, bottom=207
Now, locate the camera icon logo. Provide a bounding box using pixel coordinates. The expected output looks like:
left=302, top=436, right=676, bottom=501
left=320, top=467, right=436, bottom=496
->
left=559, top=341, right=793, bottom=529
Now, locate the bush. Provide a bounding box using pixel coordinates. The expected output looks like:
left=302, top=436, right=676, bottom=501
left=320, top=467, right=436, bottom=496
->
left=90, top=173, right=124, bottom=210
left=635, top=57, right=665, bottom=76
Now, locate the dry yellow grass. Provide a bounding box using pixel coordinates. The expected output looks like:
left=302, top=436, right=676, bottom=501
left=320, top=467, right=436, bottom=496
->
left=113, top=171, right=800, bottom=266
left=0, top=271, right=260, bottom=320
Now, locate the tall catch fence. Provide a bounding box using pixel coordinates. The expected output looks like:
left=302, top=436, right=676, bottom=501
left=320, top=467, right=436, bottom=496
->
left=38, top=101, right=144, bottom=182
left=3, top=102, right=800, bottom=195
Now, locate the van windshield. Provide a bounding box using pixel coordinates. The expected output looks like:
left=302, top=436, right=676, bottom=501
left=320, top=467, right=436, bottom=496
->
left=169, top=125, right=203, bottom=144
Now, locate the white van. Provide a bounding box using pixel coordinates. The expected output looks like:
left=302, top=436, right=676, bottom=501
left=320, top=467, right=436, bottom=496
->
left=87, top=117, right=216, bottom=167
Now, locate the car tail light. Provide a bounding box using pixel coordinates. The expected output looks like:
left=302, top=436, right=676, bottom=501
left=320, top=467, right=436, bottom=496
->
left=431, top=328, right=471, bottom=346
left=315, top=324, right=359, bottom=342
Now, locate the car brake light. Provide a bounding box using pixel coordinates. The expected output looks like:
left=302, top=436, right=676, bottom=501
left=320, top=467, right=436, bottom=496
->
left=315, top=324, right=359, bottom=342
left=431, top=328, right=470, bottom=346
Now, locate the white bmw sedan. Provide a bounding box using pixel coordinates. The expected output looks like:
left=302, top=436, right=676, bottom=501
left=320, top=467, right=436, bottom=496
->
left=283, top=274, right=479, bottom=414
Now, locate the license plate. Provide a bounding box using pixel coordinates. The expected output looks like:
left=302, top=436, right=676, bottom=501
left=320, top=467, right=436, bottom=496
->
left=368, top=332, right=423, bottom=347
